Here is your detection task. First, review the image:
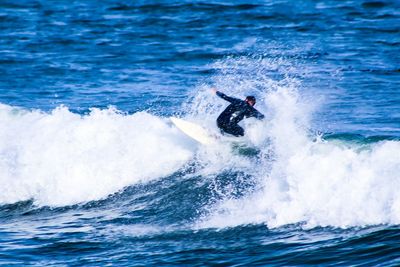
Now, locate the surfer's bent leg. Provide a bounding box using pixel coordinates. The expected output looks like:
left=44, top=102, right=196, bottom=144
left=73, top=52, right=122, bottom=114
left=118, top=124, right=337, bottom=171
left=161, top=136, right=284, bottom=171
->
left=217, top=122, right=244, bottom=137
left=228, top=124, right=244, bottom=137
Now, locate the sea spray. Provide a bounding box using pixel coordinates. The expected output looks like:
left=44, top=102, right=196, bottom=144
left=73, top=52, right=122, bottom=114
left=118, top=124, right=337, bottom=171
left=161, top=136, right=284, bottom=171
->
left=198, top=84, right=400, bottom=228
left=192, top=56, right=400, bottom=229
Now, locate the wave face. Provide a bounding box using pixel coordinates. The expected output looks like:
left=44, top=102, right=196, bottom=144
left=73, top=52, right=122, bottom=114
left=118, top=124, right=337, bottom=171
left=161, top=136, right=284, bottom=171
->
left=1, top=54, right=400, bottom=266
left=0, top=105, right=193, bottom=206
left=2, top=55, right=398, bottom=230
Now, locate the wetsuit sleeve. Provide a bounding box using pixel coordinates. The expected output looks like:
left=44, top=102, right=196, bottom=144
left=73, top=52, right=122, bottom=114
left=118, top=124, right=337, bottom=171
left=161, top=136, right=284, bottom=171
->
left=249, top=108, right=265, bottom=120
left=216, top=91, right=240, bottom=104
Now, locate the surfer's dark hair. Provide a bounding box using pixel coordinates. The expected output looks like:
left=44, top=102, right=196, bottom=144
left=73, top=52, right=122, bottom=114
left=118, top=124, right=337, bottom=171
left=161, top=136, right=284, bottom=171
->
left=246, top=96, right=256, bottom=102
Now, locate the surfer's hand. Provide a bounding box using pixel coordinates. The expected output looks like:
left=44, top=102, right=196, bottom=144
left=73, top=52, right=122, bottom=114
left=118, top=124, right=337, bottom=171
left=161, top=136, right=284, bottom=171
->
left=211, top=88, right=217, bottom=94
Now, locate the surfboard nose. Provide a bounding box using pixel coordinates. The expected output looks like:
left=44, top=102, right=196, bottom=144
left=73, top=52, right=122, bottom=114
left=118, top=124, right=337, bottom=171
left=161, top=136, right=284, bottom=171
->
left=170, top=117, right=216, bottom=145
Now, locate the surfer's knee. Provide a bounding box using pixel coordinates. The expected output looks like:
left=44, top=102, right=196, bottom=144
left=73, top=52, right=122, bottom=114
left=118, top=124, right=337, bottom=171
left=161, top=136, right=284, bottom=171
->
left=235, top=126, right=244, bottom=136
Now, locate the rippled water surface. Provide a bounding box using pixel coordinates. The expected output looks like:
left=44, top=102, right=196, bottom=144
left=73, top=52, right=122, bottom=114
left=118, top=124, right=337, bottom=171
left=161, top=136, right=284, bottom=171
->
left=1, top=0, right=400, bottom=266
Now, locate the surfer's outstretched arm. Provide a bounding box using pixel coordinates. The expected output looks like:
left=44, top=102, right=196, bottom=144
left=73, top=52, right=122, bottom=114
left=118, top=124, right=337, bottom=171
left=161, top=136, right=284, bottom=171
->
left=212, top=89, right=239, bottom=103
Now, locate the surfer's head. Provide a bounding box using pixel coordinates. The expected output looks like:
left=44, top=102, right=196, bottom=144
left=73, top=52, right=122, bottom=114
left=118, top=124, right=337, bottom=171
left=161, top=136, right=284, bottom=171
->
left=245, top=96, right=256, bottom=106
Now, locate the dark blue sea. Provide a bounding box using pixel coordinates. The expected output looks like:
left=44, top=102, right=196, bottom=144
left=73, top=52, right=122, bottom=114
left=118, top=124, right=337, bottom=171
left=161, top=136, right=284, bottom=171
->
left=1, top=0, right=400, bottom=266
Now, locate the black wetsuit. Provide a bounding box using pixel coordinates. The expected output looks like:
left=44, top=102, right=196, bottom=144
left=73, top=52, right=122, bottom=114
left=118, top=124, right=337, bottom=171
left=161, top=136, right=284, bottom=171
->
left=216, top=91, right=264, bottom=137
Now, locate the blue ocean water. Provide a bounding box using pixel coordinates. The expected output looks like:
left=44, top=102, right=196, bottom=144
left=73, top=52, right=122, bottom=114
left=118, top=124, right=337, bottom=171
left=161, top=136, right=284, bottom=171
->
left=1, top=0, right=400, bottom=266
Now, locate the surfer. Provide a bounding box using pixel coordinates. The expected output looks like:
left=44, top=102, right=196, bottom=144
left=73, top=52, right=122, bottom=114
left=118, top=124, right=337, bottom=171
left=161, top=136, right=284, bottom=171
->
left=212, top=89, right=264, bottom=137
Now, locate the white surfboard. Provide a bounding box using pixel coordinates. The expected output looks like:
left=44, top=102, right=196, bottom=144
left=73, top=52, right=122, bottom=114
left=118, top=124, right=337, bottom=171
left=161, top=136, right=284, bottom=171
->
left=170, top=117, right=217, bottom=145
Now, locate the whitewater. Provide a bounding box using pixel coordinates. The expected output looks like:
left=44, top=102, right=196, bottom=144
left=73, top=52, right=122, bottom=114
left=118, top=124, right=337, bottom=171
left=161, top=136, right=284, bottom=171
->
left=1, top=0, right=399, bottom=265
left=1, top=58, right=399, bottom=230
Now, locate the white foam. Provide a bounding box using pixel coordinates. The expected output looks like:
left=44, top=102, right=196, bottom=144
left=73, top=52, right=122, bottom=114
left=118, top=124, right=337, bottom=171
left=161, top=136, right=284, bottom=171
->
left=200, top=138, right=400, bottom=229
left=0, top=104, right=194, bottom=206
left=192, top=56, right=400, bottom=229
